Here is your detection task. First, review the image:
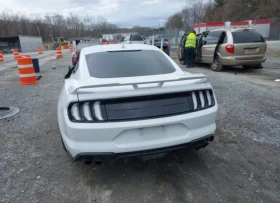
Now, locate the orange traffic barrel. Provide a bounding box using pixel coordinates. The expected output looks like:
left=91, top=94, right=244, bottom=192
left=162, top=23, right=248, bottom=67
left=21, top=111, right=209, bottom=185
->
left=38, top=46, right=43, bottom=54
left=17, top=55, right=37, bottom=85
left=56, top=47, right=62, bottom=58
left=13, top=49, right=20, bottom=59
left=0, top=50, right=4, bottom=62
left=70, top=45, right=73, bottom=52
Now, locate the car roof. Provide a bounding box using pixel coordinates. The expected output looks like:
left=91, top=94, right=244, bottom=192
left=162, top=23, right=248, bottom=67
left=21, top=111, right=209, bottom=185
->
left=81, top=44, right=159, bottom=55
left=208, top=28, right=256, bottom=32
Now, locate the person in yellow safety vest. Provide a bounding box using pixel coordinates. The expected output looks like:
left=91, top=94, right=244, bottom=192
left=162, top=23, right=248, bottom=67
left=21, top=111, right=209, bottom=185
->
left=185, top=30, right=197, bottom=68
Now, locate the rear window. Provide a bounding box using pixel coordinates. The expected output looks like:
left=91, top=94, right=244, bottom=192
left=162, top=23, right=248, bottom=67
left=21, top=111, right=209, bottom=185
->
left=86, top=50, right=175, bottom=78
left=131, top=35, right=144, bottom=41
left=232, top=31, right=265, bottom=43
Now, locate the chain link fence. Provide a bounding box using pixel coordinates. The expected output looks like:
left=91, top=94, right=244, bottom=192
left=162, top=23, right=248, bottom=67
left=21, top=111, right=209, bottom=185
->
left=145, top=29, right=185, bottom=47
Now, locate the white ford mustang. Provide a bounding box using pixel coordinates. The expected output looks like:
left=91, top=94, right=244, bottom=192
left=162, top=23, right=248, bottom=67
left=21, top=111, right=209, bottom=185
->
left=57, top=44, right=218, bottom=164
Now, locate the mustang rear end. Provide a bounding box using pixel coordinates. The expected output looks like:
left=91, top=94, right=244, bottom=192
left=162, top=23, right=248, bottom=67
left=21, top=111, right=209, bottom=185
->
left=57, top=44, right=218, bottom=164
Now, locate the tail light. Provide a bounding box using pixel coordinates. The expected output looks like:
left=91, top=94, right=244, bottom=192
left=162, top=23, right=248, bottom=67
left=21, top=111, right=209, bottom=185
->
left=225, top=45, right=235, bottom=54
left=68, top=101, right=107, bottom=122
left=191, top=90, right=214, bottom=110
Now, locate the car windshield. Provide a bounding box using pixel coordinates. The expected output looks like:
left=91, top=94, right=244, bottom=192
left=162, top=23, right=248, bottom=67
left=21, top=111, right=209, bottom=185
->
left=77, top=43, right=95, bottom=50
left=131, top=35, right=144, bottom=41
left=232, top=31, right=265, bottom=43
left=86, top=50, right=175, bottom=78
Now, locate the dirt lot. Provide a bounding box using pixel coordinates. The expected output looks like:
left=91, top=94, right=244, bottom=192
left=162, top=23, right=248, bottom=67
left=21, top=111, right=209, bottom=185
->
left=0, top=47, right=280, bottom=203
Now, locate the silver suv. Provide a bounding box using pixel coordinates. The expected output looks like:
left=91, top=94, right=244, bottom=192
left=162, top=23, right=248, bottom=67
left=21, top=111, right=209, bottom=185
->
left=179, top=29, right=267, bottom=71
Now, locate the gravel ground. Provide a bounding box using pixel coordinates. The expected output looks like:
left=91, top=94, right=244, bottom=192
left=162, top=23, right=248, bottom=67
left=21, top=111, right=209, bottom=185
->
left=0, top=47, right=280, bottom=203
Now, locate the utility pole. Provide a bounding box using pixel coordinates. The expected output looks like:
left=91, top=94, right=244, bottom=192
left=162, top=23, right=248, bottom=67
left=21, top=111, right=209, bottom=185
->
left=37, top=26, right=41, bottom=37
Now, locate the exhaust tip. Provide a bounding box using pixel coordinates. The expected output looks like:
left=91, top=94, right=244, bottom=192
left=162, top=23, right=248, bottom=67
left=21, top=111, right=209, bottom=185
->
left=195, top=145, right=202, bottom=150
left=84, top=160, right=93, bottom=165
left=95, top=160, right=103, bottom=165
left=95, top=158, right=103, bottom=165
left=208, top=136, right=214, bottom=142
left=202, top=142, right=209, bottom=148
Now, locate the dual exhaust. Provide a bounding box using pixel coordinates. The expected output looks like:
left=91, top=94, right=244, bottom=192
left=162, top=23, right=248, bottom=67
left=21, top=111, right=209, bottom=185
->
left=84, top=157, right=104, bottom=166
left=195, top=135, right=214, bottom=151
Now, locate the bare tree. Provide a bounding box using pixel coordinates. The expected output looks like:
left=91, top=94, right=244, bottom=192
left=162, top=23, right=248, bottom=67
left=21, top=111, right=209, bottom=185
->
left=182, top=0, right=204, bottom=31
left=165, top=12, right=183, bottom=29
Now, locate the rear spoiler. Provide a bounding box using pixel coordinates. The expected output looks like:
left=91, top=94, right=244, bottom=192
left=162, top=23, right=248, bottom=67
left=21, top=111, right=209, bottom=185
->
left=68, top=73, right=208, bottom=94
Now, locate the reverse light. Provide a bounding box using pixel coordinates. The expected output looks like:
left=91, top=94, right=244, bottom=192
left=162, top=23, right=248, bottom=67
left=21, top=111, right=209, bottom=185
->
left=225, top=45, right=235, bottom=54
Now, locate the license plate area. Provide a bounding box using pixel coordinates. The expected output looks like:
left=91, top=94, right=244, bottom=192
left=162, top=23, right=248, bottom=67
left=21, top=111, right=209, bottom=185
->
left=244, top=48, right=258, bottom=54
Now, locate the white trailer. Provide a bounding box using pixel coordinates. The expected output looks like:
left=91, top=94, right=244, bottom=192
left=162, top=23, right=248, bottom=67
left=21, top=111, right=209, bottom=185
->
left=194, top=19, right=271, bottom=38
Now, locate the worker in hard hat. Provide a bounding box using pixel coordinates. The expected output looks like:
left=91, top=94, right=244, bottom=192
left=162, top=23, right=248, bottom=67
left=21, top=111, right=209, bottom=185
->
left=185, top=30, right=196, bottom=68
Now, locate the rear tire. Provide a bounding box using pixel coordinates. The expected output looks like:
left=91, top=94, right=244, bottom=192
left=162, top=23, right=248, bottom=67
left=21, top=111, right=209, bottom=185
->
left=242, top=65, right=254, bottom=69
left=253, top=64, right=264, bottom=69
left=211, top=56, right=223, bottom=72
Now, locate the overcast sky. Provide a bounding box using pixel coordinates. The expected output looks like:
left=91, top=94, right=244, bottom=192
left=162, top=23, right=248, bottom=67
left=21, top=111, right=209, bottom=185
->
left=0, top=0, right=188, bottom=28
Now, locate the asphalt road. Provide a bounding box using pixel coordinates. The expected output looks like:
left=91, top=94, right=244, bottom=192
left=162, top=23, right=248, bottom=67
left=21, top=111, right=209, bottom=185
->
left=0, top=47, right=280, bottom=203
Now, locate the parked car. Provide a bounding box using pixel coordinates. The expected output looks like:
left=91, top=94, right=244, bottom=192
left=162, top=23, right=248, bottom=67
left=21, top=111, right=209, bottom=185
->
left=178, top=29, right=267, bottom=71
left=123, top=33, right=145, bottom=44
left=72, top=41, right=99, bottom=66
left=154, top=38, right=170, bottom=55
left=58, top=44, right=218, bottom=164
left=144, top=37, right=150, bottom=44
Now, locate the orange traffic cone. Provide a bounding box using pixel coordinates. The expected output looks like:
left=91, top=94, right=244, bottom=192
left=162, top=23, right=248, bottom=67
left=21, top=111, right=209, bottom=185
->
left=38, top=46, right=43, bottom=54
left=56, top=47, right=62, bottom=59
left=13, top=49, right=20, bottom=59
left=0, top=50, right=4, bottom=63
left=70, top=45, right=73, bottom=52
left=17, top=55, right=37, bottom=85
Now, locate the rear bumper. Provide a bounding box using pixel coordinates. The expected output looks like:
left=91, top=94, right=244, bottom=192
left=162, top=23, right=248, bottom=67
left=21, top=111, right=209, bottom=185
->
left=220, top=55, right=267, bottom=66
left=69, top=134, right=214, bottom=163
left=60, top=105, right=218, bottom=160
